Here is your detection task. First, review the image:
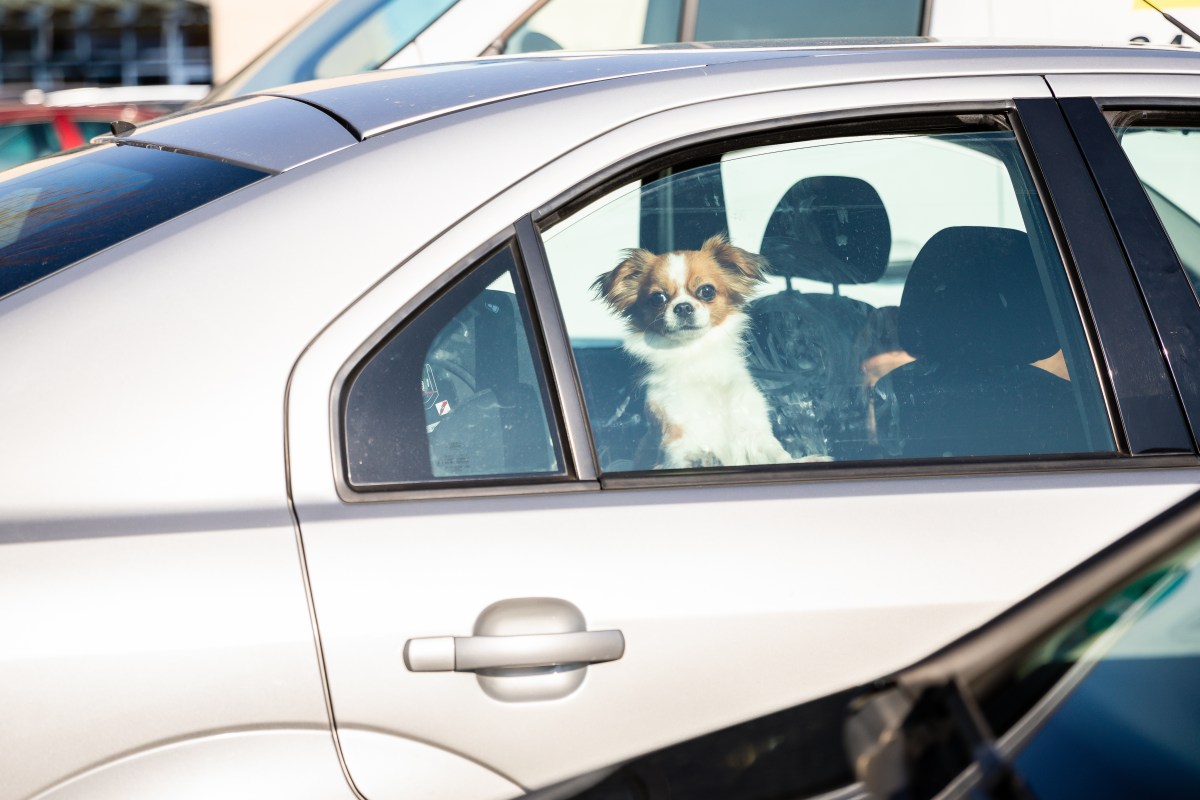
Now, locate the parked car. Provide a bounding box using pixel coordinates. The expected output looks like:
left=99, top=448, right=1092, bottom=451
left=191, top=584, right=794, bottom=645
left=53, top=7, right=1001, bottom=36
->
left=0, top=101, right=161, bottom=171
left=538, top=486, right=1200, bottom=800
left=203, top=0, right=1200, bottom=104
left=5, top=42, right=1200, bottom=800
left=846, top=487, right=1200, bottom=800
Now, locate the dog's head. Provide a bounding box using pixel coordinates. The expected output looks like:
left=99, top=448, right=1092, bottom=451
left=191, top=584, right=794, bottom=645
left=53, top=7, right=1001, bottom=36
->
left=592, top=233, right=767, bottom=341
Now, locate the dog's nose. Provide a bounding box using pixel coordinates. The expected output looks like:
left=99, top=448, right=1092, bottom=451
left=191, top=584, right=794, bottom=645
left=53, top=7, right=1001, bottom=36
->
left=674, top=302, right=694, bottom=317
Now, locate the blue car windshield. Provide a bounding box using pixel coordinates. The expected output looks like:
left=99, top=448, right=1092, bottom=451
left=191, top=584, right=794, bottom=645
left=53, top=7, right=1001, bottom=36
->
left=212, top=0, right=459, bottom=101
left=1010, top=540, right=1200, bottom=798
left=0, top=145, right=267, bottom=299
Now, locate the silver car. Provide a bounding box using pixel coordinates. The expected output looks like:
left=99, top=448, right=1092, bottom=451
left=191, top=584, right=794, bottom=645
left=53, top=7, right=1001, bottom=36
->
left=4, top=43, right=1200, bottom=800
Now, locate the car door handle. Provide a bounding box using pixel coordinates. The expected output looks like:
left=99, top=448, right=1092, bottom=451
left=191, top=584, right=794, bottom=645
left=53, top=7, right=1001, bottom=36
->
left=404, top=629, right=625, bottom=673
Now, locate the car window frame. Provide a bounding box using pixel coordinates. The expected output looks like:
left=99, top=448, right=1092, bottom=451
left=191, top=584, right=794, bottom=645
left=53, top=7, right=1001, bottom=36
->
left=528, top=106, right=1175, bottom=489
left=1084, top=101, right=1200, bottom=451
left=1044, top=75, right=1200, bottom=454
left=325, top=88, right=1199, bottom=504
left=331, top=227, right=590, bottom=502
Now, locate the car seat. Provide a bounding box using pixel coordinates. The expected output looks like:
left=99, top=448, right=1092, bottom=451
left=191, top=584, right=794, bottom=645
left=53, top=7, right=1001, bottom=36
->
left=746, top=175, right=892, bottom=460
left=887, top=226, right=1086, bottom=458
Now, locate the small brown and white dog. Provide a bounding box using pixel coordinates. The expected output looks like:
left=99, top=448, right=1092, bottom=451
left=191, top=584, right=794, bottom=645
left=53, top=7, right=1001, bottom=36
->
left=593, top=233, right=798, bottom=469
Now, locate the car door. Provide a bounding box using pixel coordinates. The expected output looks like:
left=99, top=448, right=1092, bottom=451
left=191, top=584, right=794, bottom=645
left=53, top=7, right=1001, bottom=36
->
left=287, top=74, right=1200, bottom=800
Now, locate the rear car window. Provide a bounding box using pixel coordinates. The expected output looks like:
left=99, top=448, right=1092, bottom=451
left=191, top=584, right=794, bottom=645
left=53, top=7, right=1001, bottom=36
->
left=0, top=123, right=59, bottom=171
left=0, top=145, right=267, bottom=299
left=542, top=122, right=1115, bottom=470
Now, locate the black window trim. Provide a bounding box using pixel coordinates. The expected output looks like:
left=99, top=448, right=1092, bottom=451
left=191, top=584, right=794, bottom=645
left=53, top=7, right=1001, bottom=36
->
left=1015, top=97, right=1194, bottom=456
left=1066, top=98, right=1200, bottom=453
left=331, top=227, right=593, bottom=503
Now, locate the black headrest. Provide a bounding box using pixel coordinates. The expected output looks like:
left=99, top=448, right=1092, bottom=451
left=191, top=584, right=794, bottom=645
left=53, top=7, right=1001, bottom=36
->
left=899, top=226, right=1059, bottom=365
left=760, top=176, right=891, bottom=285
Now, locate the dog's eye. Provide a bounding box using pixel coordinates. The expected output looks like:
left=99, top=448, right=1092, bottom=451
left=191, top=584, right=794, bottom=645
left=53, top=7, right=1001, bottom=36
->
left=648, top=291, right=669, bottom=308
left=696, top=284, right=717, bottom=302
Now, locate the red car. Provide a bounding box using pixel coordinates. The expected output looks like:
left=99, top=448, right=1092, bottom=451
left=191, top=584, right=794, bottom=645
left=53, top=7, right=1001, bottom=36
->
left=0, top=103, right=162, bottom=171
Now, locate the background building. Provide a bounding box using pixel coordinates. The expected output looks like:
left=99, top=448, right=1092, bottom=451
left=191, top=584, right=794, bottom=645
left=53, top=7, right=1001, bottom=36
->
left=207, top=0, right=322, bottom=84
left=0, top=0, right=322, bottom=95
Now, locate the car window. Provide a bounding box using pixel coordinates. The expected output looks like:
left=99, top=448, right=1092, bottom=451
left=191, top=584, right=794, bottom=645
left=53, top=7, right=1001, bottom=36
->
left=504, top=0, right=678, bottom=53
left=693, top=0, right=924, bottom=40
left=502, top=0, right=924, bottom=53
left=1005, top=538, right=1200, bottom=799
left=541, top=122, right=1115, bottom=471
left=313, top=0, right=457, bottom=79
left=1111, top=113, right=1200, bottom=301
left=0, top=122, right=59, bottom=171
left=76, top=120, right=116, bottom=141
left=0, top=144, right=267, bottom=300
left=220, top=0, right=458, bottom=98
left=343, top=242, right=565, bottom=489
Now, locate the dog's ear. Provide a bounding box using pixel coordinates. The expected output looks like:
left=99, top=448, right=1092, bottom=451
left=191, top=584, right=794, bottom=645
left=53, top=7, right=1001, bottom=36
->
left=702, top=233, right=768, bottom=298
left=592, top=248, right=652, bottom=313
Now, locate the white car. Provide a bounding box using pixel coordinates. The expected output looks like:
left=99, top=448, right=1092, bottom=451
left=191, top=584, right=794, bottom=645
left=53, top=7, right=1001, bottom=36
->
left=5, top=42, right=1200, bottom=800
left=205, top=0, right=1200, bottom=103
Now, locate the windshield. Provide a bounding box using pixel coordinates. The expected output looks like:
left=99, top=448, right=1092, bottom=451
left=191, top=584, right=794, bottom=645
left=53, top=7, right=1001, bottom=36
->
left=0, top=145, right=267, bottom=299
left=206, top=0, right=459, bottom=102
left=1001, top=539, right=1200, bottom=798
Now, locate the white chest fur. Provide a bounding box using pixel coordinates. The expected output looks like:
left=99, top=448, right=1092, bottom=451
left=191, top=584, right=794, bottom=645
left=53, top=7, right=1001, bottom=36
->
left=625, top=312, right=790, bottom=468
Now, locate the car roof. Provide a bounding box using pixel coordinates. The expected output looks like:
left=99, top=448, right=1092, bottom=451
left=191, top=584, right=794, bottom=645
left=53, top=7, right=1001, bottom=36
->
left=102, top=42, right=1200, bottom=173
left=260, top=42, right=1200, bottom=134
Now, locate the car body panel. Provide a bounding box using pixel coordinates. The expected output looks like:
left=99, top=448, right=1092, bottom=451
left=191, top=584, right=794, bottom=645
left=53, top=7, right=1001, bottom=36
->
left=29, top=730, right=353, bottom=800
left=6, top=43, right=1200, bottom=800
left=270, top=45, right=1200, bottom=142
left=264, top=51, right=722, bottom=139
left=1046, top=71, right=1200, bottom=99
left=0, top=525, right=332, bottom=800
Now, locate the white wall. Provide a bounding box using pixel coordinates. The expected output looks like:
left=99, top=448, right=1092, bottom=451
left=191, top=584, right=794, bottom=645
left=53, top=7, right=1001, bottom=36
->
left=929, top=0, right=1200, bottom=46
left=208, top=0, right=327, bottom=82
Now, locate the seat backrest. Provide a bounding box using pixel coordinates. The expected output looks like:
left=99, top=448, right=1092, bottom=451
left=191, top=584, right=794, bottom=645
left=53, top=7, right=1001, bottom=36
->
left=747, top=176, right=891, bottom=459
left=888, top=226, right=1085, bottom=457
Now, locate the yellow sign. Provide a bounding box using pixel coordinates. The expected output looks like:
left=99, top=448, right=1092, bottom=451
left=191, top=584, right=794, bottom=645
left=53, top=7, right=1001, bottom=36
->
left=1138, top=0, right=1200, bottom=8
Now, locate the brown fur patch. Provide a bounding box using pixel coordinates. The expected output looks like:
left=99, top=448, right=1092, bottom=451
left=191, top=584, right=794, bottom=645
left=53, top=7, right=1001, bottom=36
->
left=699, top=233, right=767, bottom=302
left=592, top=248, right=654, bottom=314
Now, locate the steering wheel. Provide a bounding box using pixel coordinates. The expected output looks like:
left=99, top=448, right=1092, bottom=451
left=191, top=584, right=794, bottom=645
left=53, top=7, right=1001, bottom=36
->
left=425, top=357, right=475, bottom=392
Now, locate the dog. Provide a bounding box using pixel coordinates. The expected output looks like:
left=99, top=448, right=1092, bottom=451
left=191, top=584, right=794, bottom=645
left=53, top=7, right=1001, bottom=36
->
left=592, top=233, right=809, bottom=469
